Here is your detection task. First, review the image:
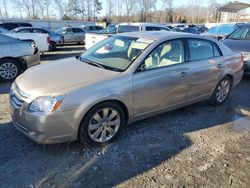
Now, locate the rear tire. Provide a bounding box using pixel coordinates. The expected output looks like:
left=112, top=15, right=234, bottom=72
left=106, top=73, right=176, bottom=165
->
left=209, top=76, right=232, bottom=106
left=79, top=102, right=125, bottom=147
left=50, top=41, right=57, bottom=51
left=0, top=58, right=22, bottom=82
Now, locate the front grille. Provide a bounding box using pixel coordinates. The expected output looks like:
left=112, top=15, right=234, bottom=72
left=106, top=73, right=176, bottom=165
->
left=9, top=83, right=30, bottom=109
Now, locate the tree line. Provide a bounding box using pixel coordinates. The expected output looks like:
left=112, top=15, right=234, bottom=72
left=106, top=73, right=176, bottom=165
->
left=0, top=0, right=219, bottom=23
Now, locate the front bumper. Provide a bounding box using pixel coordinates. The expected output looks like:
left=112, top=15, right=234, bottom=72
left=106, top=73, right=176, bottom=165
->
left=9, top=94, right=78, bottom=144
left=22, top=52, right=40, bottom=69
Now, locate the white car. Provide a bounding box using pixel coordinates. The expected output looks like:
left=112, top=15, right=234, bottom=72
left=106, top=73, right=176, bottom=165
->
left=85, top=23, right=171, bottom=50
left=4, top=33, right=50, bottom=52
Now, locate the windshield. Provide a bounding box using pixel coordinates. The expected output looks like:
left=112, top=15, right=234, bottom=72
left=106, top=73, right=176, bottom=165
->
left=208, top=25, right=236, bottom=35
left=118, top=25, right=140, bottom=33
left=80, top=36, right=154, bottom=71
left=102, top=25, right=116, bottom=34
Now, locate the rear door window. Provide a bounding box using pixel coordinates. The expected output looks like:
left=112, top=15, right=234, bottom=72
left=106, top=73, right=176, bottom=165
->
left=187, top=39, right=220, bottom=61
left=17, top=29, right=31, bottom=33
left=118, top=25, right=140, bottom=33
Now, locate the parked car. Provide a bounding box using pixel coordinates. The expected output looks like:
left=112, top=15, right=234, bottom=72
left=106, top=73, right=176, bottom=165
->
left=202, top=23, right=244, bottom=40
left=0, top=34, right=40, bottom=82
left=4, top=32, right=50, bottom=52
left=0, top=27, right=8, bottom=33
left=0, top=22, right=32, bottom=30
left=100, top=24, right=117, bottom=34
left=222, top=24, right=250, bottom=75
left=11, top=27, right=63, bottom=51
left=81, top=25, right=104, bottom=33
left=55, top=27, right=85, bottom=44
left=85, top=23, right=171, bottom=49
left=9, top=32, right=244, bottom=146
left=172, top=27, right=201, bottom=34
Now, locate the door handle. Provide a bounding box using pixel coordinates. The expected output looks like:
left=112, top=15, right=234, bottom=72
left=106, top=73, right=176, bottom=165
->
left=180, top=71, right=188, bottom=77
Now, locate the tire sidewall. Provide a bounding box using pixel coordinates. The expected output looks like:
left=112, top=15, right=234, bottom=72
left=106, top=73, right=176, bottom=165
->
left=0, top=58, right=21, bottom=82
left=79, top=102, right=125, bottom=147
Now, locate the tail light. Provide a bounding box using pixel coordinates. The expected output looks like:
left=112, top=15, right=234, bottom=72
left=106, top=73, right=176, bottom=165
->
left=47, top=37, right=51, bottom=44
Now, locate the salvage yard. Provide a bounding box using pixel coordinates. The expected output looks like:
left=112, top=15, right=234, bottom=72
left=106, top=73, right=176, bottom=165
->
left=0, top=45, right=250, bottom=188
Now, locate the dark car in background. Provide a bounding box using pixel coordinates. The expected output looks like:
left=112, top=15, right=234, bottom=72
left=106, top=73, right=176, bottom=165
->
left=202, top=23, right=244, bottom=40
left=11, top=27, right=63, bottom=50
left=223, top=24, right=250, bottom=75
left=0, top=22, right=32, bottom=30
left=81, top=25, right=104, bottom=33
left=172, top=27, right=201, bottom=34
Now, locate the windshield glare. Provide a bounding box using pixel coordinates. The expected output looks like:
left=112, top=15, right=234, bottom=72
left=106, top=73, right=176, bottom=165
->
left=208, top=25, right=235, bottom=35
left=80, top=36, right=154, bottom=71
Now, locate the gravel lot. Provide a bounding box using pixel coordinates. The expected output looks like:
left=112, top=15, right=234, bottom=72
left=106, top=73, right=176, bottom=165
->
left=0, top=45, right=249, bottom=188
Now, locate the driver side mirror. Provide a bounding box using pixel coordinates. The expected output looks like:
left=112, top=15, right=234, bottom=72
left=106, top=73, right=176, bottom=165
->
left=137, top=63, right=146, bottom=72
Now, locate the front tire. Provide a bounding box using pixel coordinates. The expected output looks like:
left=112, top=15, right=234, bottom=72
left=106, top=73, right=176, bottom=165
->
left=0, top=58, right=22, bottom=82
left=79, top=102, right=125, bottom=147
left=209, top=76, right=232, bottom=106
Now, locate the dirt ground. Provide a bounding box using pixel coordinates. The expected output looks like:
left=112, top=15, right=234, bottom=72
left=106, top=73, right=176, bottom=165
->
left=0, top=45, right=249, bottom=188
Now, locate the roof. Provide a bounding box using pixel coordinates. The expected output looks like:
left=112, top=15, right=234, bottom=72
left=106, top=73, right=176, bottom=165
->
left=218, top=1, right=250, bottom=12
left=119, top=31, right=197, bottom=40
left=118, top=23, right=166, bottom=27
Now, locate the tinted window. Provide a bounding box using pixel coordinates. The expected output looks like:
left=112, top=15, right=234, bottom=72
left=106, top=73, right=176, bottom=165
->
left=65, top=28, right=73, bottom=34
left=188, top=39, right=214, bottom=61
left=146, top=27, right=161, bottom=31
left=118, top=26, right=140, bottom=33
left=143, top=40, right=185, bottom=70
left=32, top=29, right=48, bottom=33
left=229, top=26, right=250, bottom=40
left=73, top=28, right=83, bottom=33
left=17, top=29, right=31, bottom=33
left=19, top=23, right=32, bottom=27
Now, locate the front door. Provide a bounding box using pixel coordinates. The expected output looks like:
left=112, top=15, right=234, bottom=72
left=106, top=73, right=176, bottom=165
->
left=133, top=39, right=190, bottom=117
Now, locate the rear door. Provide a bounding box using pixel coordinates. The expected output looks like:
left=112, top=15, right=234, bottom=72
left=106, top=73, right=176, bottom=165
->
left=185, top=38, right=224, bottom=99
left=63, top=28, right=74, bottom=42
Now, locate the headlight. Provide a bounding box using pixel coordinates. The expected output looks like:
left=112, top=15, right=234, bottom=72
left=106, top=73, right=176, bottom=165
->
left=29, top=95, right=65, bottom=112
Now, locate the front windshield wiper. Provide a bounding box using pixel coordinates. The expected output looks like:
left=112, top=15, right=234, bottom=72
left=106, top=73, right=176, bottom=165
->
left=79, top=57, right=122, bottom=72
left=80, top=57, right=106, bottom=69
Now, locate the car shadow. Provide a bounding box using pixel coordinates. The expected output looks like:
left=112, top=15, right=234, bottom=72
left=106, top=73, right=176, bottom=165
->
left=0, top=78, right=249, bottom=187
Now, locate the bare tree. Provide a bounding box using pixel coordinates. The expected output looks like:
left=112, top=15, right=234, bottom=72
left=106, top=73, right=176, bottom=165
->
left=86, top=0, right=93, bottom=21
left=3, top=0, right=8, bottom=18
left=106, top=0, right=114, bottom=22
left=54, top=0, right=66, bottom=19
left=162, top=0, right=173, bottom=22
left=124, top=0, right=133, bottom=18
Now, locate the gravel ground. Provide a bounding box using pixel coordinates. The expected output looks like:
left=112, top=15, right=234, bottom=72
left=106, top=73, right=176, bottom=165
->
left=0, top=45, right=249, bottom=188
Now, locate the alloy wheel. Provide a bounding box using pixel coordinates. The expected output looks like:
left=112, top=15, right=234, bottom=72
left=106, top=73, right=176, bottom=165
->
left=0, top=62, right=18, bottom=80
left=216, top=79, right=230, bottom=103
left=88, top=107, right=121, bottom=143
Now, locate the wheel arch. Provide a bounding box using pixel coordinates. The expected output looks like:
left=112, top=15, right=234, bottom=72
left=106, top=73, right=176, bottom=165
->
left=0, top=56, right=27, bottom=71
left=76, top=99, right=130, bottom=139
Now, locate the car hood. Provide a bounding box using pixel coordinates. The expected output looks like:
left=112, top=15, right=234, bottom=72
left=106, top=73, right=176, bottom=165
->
left=15, top=57, right=120, bottom=97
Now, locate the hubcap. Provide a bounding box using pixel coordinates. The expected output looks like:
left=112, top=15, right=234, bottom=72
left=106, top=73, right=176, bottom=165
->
left=216, top=79, right=230, bottom=103
left=88, top=107, right=121, bottom=143
left=0, top=63, right=18, bottom=79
